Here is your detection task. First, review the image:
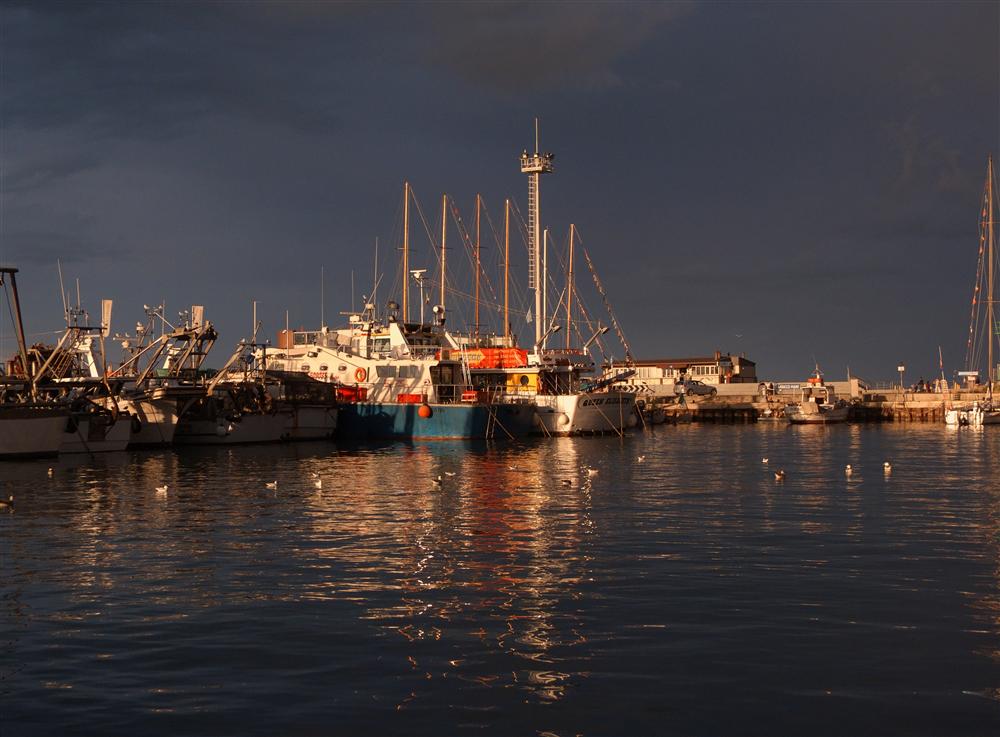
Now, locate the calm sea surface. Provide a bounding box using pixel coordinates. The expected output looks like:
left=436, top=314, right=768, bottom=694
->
left=2, top=424, right=999, bottom=736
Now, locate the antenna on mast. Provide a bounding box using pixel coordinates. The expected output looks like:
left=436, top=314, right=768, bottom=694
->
left=57, top=259, right=69, bottom=326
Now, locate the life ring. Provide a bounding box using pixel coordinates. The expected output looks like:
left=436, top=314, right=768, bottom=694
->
left=355, top=367, right=368, bottom=383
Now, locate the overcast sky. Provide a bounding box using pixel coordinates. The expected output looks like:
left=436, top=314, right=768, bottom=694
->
left=2, top=1, right=998, bottom=381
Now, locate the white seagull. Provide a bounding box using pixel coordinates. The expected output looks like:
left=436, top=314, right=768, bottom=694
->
left=883, top=461, right=892, bottom=473
left=314, top=479, right=323, bottom=490
left=0, top=495, right=14, bottom=510
left=636, top=455, right=646, bottom=463
left=155, top=485, right=168, bottom=495
left=845, top=464, right=853, bottom=477
left=265, top=481, right=278, bottom=490
left=762, top=457, right=769, bottom=464
left=585, top=467, right=599, bottom=477
left=774, top=470, right=785, bottom=481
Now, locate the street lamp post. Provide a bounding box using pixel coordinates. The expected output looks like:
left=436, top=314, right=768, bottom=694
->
left=897, top=363, right=906, bottom=394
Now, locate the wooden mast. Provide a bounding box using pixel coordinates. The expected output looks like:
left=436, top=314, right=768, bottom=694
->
left=566, top=223, right=575, bottom=349
left=402, top=181, right=410, bottom=324
left=440, top=194, right=447, bottom=311
left=504, top=199, right=510, bottom=344
left=474, top=194, right=481, bottom=338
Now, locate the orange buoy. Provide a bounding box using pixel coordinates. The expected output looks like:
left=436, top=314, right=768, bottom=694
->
left=354, top=367, right=367, bottom=383
left=418, top=403, right=433, bottom=419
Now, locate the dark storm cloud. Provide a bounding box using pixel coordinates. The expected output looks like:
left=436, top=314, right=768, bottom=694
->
left=2, top=2, right=347, bottom=139
left=421, top=2, right=695, bottom=93
left=1, top=1, right=997, bottom=381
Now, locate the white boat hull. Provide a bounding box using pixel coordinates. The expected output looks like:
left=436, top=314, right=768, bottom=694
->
left=0, top=406, right=67, bottom=459
left=61, top=414, right=132, bottom=453
left=123, top=397, right=179, bottom=447
left=283, top=404, right=338, bottom=440
left=534, top=392, right=638, bottom=435
left=174, top=411, right=292, bottom=445
left=786, top=404, right=849, bottom=424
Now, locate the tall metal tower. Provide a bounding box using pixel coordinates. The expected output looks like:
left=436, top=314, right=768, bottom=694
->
left=520, top=120, right=554, bottom=347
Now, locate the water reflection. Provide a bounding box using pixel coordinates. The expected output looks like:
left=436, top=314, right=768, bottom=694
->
left=2, top=426, right=1000, bottom=733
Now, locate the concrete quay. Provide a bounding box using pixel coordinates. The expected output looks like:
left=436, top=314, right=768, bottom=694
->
left=652, top=387, right=991, bottom=424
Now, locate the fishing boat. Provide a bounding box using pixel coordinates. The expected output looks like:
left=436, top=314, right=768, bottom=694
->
left=105, top=304, right=218, bottom=446
left=22, top=296, right=133, bottom=453
left=173, top=336, right=294, bottom=445
left=952, top=155, right=1000, bottom=426
left=473, top=133, right=637, bottom=435
left=264, top=310, right=534, bottom=440
left=0, top=267, right=69, bottom=459
left=785, top=366, right=849, bottom=425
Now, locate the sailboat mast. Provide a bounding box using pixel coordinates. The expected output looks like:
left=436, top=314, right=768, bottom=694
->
left=402, top=181, right=410, bottom=324
left=988, top=155, right=996, bottom=389
left=475, top=194, right=481, bottom=338
left=440, top=194, right=447, bottom=311
left=567, top=223, right=575, bottom=349
left=504, top=199, right=510, bottom=344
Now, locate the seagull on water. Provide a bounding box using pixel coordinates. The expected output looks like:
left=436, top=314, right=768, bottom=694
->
left=762, top=457, right=769, bottom=464
left=47, top=467, right=55, bottom=477
left=845, top=464, right=853, bottom=477
left=155, top=485, right=168, bottom=495
left=314, top=479, right=323, bottom=490
left=265, top=481, right=278, bottom=490
left=0, top=495, right=14, bottom=510
left=432, top=475, right=444, bottom=488
left=561, top=479, right=573, bottom=487
left=774, top=470, right=785, bottom=481
left=585, top=467, right=599, bottom=477
left=883, top=461, right=892, bottom=473
left=444, top=471, right=456, bottom=477
left=636, top=455, right=646, bottom=463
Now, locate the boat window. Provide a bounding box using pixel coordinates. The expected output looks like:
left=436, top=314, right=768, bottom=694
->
left=300, top=364, right=310, bottom=372
left=338, top=365, right=347, bottom=372
left=375, top=365, right=396, bottom=378
left=319, top=365, right=328, bottom=372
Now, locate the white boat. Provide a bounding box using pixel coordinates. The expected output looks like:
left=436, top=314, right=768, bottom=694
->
left=459, top=131, right=637, bottom=435
left=952, top=155, right=1000, bottom=424
left=0, top=402, right=67, bottom=459
left=1, top=267, right=70, bottom=459
left=785, top=368, right=849, bottom=425
left=106, top=304, right=219, bottom=446
left=263, top=316, right=534, bottom=440
left=61, top=409, right=132, bottom=453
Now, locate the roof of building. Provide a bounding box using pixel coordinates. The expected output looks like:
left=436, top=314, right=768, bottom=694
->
left=635, top=354, right=755, bottom=369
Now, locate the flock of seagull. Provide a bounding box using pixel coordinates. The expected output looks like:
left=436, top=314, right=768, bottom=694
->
left=0, top=454, right=898, bottom=512
left=762, top=456, right=892, bottom=481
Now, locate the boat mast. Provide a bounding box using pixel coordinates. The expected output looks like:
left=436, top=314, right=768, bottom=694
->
left=567, top=223, right=575, bottom=348
left=520, top=119, right=554, bottom=348
left=474, top=194, right=481, bottom=338
left=402, top=181, right=410, bottom=324
left=504, top=199, right=511, bottom=344
left=542, top=228, right=549, bottom=348
left=440, top=194, right=447, bottom=313
left=988, top=155, right=996, bottom=390
left=0, top=267, right=33, bottom=396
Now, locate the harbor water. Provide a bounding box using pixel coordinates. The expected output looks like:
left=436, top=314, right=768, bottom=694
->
left=2, top=424, right=999, bottom=735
